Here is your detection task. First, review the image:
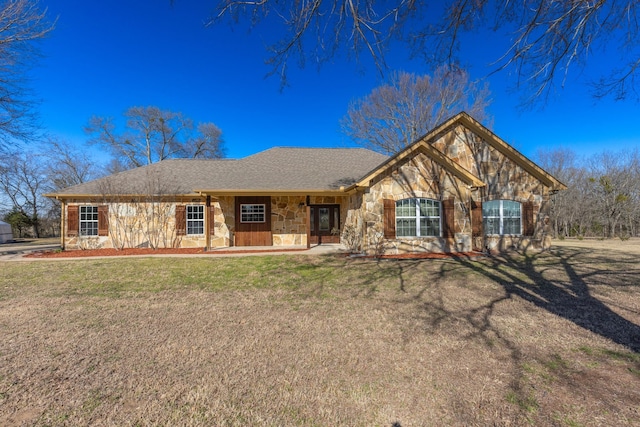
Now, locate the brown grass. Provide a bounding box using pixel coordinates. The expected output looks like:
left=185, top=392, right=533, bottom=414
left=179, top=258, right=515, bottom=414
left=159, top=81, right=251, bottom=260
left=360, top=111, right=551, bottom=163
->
left=1, top=241, right=639, bottom=426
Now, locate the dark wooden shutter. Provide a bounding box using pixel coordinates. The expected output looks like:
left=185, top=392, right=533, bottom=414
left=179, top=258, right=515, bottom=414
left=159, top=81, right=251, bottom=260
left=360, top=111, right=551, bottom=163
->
left=383, top=199, right=396, bottom=239
left=209, top=205, right=216, bottom=235
left=175, top=205, right=186, bottom=236
left=470, top=200, right=483, bottom=237
left=67, top=205, right=79, bottom=237
left=98, top=205, right=109, bottom=236
left=442, top=197, right=456, bottom=238
left=523, top=201, right=534, bottom=236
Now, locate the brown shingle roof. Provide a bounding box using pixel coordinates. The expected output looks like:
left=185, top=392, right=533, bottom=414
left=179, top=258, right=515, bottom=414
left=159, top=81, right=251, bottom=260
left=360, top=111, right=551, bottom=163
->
left=48, top=147, right=389, bottom=197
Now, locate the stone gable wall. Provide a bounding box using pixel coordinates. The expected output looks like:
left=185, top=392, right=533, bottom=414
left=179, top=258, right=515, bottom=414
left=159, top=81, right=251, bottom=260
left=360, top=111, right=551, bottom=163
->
left=346, top=126, right=554, bottom=254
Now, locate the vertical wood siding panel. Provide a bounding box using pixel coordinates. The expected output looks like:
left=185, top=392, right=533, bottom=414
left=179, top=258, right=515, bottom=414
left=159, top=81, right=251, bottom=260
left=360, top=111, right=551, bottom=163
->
left=175, top=205, right=186, bottom=236
left=98, top=205, right=109, bottom=236
left=383, top=199, right=395, bottom=239
left=67, top=205, right=79, bottom=237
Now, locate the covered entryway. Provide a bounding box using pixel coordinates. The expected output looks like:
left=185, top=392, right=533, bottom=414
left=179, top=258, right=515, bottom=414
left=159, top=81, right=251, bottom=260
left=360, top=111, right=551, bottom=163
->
left=309, top=204, right=340, bottom=244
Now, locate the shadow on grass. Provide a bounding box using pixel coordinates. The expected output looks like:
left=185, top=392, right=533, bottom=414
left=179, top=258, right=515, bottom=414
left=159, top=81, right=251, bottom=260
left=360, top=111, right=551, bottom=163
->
left=449, top=247, right=640, bottom=353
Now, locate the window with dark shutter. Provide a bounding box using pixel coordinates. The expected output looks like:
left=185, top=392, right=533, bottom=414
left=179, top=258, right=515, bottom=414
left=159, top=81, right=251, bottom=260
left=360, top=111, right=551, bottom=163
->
left=175, top=205, right=186, bottom=236
left=442, top=198, right=456, bottom=238
left=383, top=199, right=396, bottom=239
left=523, top=201, right=535, bottom=236
left=67, top=205, right=79, bottom=237
left=98, top=205, right=109, bottom=236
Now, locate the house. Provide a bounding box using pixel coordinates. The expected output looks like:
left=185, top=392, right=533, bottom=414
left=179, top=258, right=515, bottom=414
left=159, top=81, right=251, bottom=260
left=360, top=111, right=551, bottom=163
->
left=46, top=112, right=566, bottom=254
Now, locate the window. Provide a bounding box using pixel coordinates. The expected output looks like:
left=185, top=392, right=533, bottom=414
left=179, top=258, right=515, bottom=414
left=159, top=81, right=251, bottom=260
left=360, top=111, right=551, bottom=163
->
left=187, top=205, right=204, bottom=235
left=483, top=200, right=521, bottom=235
left=395, top=198, right=441, bottom=237
left=240, top=204, right=266, bottom=223
left=79, top=206, right=99, bottom=236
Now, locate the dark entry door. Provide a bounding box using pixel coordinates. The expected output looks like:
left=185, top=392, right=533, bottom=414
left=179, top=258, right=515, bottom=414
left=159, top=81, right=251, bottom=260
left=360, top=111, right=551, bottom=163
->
left=309, top=205, right=340, bottom=244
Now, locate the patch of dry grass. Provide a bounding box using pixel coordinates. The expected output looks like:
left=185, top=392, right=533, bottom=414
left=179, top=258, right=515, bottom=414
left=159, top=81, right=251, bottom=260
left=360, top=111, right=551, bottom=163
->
left=0, top=243, right=639, bottom=426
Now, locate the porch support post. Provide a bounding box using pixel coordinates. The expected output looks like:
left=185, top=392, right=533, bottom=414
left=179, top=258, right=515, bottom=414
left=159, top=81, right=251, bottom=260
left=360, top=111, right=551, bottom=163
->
left=205, top=195, right=211, bottom=251
left=306, top=204, right=311, bottom=249
left=60, top=199, right=65, bottom=250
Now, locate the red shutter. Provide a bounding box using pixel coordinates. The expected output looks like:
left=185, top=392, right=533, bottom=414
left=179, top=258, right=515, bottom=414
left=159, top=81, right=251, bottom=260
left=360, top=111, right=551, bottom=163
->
left=470, top=200, right=483, bottom=237
left=383, top=199, right=396, bottom=239
left=442, top=197, right=456, bottom=238
left=523, top=201, right=534, bottom=236
left=67, top=205, right=79, bottom=237
left=98, top=205, right=109, bottom=236
left=176, top=205, right=186, bottom=235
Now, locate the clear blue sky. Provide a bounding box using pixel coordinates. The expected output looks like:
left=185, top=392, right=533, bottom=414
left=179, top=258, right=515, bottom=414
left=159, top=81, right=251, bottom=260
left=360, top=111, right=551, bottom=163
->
left=32, top=0, right=639, bottom=164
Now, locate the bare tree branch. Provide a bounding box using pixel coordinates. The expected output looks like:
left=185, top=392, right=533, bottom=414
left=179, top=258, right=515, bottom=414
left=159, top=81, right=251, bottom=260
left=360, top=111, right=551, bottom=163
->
left=341, top=66, right=492, bottom=155
left=210, top=0, right=640, bottom=103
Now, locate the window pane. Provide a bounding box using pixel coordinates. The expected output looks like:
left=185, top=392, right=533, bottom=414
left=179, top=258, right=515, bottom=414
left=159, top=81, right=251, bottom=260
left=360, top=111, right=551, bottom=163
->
left=503, top=201, right=520, bottom=218
left=420, top=199, right=440, bottom=217
left=79, top=206, right=99, bottom=236
left=503, top=218, right=521, bottom=235
left=483, top=200, right=500, bottom=217
left=420, top=218, right=440, bottom=237
left=396, top=199, right=415, bottom=217
left=319, top=208, right=329, bottom=231
left=484, top=217, right=500, bottom=235
left=240, top=204, right=265, bottom=223
left=396, top=218, right=416, bottom=237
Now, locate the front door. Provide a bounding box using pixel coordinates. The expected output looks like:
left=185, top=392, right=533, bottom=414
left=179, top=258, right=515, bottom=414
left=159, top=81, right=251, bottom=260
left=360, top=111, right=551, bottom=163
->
left=309, top=205, right=340, bottom=244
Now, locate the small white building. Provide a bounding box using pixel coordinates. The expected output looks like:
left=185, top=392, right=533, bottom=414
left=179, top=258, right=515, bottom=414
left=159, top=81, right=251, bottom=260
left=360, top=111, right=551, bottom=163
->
left=0, top=220, right=13, bottom=243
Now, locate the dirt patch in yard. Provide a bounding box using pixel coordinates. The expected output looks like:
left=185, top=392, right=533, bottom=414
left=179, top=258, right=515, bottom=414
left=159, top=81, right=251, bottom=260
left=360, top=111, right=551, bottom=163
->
left=1, top=242, right=639, bottom=426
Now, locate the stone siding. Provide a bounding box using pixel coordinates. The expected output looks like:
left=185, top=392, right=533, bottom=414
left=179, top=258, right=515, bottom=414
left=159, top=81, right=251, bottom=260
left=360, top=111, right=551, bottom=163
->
left=347, top=126, right=553, bottom=254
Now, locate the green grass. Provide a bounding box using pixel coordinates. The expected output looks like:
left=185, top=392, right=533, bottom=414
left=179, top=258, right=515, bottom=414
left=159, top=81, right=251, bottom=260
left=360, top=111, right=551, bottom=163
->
left=1, top=245, right=639, bottom=426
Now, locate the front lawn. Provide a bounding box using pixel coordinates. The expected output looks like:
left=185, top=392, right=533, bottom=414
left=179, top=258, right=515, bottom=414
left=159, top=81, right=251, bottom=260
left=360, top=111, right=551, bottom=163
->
left=1, top=243, right=639, bottom=426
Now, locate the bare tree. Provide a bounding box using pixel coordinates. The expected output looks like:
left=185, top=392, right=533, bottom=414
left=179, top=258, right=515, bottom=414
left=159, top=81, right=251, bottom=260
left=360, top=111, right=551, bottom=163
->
left=185, top=122, right=225, bottom=159
left=0, top=150, right=48, bottom=237
left=0, top=0, right=55, bottom=147
left=85, top=106, right=225, bottom=169
left=538, top=147, right=640, bottom=239
left=210, top=1, right=640, bottom=101
left=42, top=138, right=98, bottom=191
left=341, top=67, right=491, bottom=155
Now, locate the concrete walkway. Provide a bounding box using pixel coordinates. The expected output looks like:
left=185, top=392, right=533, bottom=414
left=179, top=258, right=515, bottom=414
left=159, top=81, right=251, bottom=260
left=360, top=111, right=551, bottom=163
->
left=0, top=242, right=345, bottom=262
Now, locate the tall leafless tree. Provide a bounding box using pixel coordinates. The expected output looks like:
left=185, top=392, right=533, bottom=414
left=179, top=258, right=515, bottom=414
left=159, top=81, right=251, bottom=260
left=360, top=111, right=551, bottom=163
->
left=341, top=67, right=491, bottom=155
left=210, top=1, right=640, bottom=101
left=0, top=150, right=48, bottom=237
left=0, top=0, right=55, bottom=148
left=85, top=106, right=225, bottom=169
left=42, top=138, right=99, bottom=191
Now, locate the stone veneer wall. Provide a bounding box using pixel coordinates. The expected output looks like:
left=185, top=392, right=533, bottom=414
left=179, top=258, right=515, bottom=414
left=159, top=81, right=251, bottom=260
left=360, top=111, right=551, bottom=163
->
left=63, top=199, right=229, bottom=250
left=64, top=195, right=351, bottom=250
left=430, top=125, right=552, bottom=251
left=346, top=126, right=555, bottom=255
left=211, top=196, right=234, bottom=248
left=349, top=152, right=473, bottom=255
left=271, top=195, right=307, bottom=246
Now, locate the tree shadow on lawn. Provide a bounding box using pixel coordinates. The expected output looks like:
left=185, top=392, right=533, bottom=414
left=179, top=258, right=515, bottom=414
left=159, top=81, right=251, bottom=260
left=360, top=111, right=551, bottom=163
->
left=368, top=246, right=640, bottom=423
left=448, top=246, right=640, bottom=353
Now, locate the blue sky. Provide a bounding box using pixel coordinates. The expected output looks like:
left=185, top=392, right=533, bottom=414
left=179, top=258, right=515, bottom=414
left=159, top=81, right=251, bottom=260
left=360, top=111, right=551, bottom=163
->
left=32, top=0, right=639, bottom=164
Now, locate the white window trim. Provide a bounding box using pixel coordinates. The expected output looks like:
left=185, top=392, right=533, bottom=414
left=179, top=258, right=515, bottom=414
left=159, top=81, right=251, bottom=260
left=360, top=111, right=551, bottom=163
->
left=483, top=200, right=522, bottom=236
left=186, top=205, right=204, bottom=235
left=79, top=205, right=99, bottom=237
left=240, top=204, right=266, bottom=223
left=395, top=198, right=441, bottom=238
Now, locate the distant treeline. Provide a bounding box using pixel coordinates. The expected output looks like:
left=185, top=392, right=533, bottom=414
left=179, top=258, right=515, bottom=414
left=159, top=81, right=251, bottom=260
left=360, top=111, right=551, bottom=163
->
left=538, top=148, right=640, bottom=239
